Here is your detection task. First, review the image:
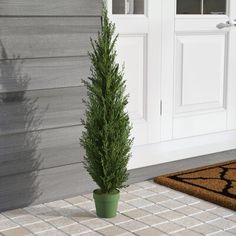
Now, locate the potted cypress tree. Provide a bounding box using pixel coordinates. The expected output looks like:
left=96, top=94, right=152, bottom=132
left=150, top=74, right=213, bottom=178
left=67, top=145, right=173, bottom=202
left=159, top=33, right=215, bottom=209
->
left=80, top=5, right=133, bottom=218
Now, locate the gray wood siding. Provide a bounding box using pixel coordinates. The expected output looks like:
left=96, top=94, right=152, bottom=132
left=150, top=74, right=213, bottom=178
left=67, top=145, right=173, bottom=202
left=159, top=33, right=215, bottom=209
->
left=0, top=0, right=102, bottom=16
left=0, top=0, right=102, bottom=211
left=0, top=126, right=84, bottom=177
left=0, top=57, right=89, bottom=93
left=0, top=17, right=100, bottom=59
left=0, top=163, right=96, bottom=212
left=0, top=86, right=86, bottom=135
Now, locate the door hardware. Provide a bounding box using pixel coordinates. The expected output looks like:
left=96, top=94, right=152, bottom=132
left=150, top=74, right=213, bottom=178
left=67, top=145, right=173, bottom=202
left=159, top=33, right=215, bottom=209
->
left=217, top=20, right=236, bottom=29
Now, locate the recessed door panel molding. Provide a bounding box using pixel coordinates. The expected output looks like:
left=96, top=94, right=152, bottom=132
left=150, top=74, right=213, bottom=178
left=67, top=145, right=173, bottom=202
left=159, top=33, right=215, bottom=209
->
left=175, top=33, right=227, bottom=115
left=116, top=34, right=147, bottom=121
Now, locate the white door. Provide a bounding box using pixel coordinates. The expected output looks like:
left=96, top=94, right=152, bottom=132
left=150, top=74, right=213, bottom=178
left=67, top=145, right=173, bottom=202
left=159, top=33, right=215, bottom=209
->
left=108, top=0, right=162, bottom=146
left=162, top=0, right=236, bottom=140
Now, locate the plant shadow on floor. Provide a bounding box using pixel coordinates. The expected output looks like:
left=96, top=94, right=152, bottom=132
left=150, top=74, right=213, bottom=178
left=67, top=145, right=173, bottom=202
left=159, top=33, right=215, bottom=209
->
left=0, top=40, right=48, bottom=210
left=38, top=207, right=96, bottom=221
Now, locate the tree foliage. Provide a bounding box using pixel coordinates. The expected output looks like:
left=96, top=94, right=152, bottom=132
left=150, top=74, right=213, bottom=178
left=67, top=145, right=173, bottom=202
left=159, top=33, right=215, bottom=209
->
left=80, top=5, right=133, bottom=193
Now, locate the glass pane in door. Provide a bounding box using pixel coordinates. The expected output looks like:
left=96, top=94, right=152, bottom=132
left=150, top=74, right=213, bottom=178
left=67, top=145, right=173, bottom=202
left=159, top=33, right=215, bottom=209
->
left=112, top=0, right=144, bottom=14
left=134, top=0, right=144, bottom=14
left=204, top=0, right=226, bottom=15
left=112, top=0, right=125, bottom=14
left=177, top=0, right=201, bottom=14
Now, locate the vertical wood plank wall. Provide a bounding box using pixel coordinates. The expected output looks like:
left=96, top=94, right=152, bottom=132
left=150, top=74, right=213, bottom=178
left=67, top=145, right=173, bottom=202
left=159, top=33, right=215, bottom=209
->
left=0, top=0, right=102, bottom=211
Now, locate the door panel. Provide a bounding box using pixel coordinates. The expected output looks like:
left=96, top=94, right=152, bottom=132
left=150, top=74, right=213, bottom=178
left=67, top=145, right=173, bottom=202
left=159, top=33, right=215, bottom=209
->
left=173, top=19, right=228, bottom=138
left=116, top=35, right=146, bottom=121
left=175, top=33, right=226, bottom=114
left=108, top=0, right=162, bottom=146
left=162, top=0, right=236, bottom=140
left=116, top=35, right=148, bottom=145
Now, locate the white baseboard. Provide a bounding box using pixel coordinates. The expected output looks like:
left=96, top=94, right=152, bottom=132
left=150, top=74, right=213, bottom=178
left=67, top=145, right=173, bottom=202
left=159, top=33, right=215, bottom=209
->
left=128, top=129, right=236, bottom=170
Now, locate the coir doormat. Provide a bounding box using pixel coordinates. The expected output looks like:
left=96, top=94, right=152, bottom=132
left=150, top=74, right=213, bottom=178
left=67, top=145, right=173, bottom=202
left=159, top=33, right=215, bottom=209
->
left=154, top=160, right=236, bottom=211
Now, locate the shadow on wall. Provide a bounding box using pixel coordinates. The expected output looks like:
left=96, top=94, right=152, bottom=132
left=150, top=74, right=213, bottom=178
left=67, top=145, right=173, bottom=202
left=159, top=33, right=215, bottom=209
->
left=0, top=40, right=47, bottom=210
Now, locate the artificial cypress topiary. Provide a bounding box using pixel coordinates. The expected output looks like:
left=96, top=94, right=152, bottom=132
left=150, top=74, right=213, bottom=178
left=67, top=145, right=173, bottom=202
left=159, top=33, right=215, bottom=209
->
left=80, top=5, right=133, bottom=194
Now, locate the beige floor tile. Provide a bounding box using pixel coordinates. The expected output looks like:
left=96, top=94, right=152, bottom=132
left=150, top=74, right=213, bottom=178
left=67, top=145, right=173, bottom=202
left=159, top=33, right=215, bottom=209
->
left=155, top=221, right=184, bottom=234
left=173, top=216, right=202, bottom=228
left=0, top=219, right=19, bottom=231
left=1, top=227, right=32, bottom=236
left=80, top=232, right=102, bottom=236
left=119, top=220, right=148, bottom=232
left=123, top=209, right=151, bottom=219
left=105, top=214, right=131, bottom=225
left=45, top=200, right=72, bottom=209
left=0, top=215, right=8, bottom=222
left=82, top=193, right=94, bottom=201
left=191, top=201, right=217, bottom=211
left=55, top=206, right=84, bottom=217
left=132, top=189, right=156, bottom=198
left=124, top=185, right=143, bottom=192
left=227, top=226, right=236, bottom=234
left=120, top=193, right=139, bottom=202
left=3, top=209, right=29, bottom=219
left=25, top=221, right=54, bottom=233
left=176, top=205, right=202, bottom=216
left=65, top=196, right=90, bottom=205
left=142, top=204, right=169, bottom=214
left=135, top=227, right=165, bottom=236
left=209, top=218, right=236, bottom=230
left=37, top=229, right=67, bottom=236
left=25, top=205, right=51, bottom=215
left=97, top=225, right=127, bottom=236
left=81, top=218, right=111, bottom=230
left=176, top=196, right=200, bottom=205
left=72, top=211, right=96, bottom=223
left=48, top=216, right=76, bottom=228
left=76, top=201, right=95, bottom=212
left=210, top=231, right=235, bottom=236
left=209, top=207, right=235, bottom=218
left=191, top=223, right=222, bottom=235
left=37, top=210, right=62, bottom=221
left=135, top=181, right=157, bottom=189
left=192, top=211, right=220, bottom=222
left=12, top=215, right=42, bottom=226
left=128, top=198, right=153, bottom=209
left=118, top=202, right=135, bottom=213
left=162, top=190, right=184, bottom=199
left=158, top=210, right=185, bottom=221
left=146, top=194, right=170, bottom=203
left=226, top=214, right=236, bottom=222
left=137, top=215, right=167, bottom=226
left=61, top=223, right=91, bottom=235
left=148, top=185, right=170, bottom=194
left=159, top=200, right=185, bottom=210
left=171, top=229, right=202, bottom=236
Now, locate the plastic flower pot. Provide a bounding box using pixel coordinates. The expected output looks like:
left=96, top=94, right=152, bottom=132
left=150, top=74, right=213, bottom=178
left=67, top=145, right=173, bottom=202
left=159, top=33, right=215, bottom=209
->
left=93, top=189, right=120, bottom=218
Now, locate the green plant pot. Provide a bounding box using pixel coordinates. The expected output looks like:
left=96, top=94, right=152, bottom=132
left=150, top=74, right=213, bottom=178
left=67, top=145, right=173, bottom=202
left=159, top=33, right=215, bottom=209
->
left=93, top=189, right=120, bottom=218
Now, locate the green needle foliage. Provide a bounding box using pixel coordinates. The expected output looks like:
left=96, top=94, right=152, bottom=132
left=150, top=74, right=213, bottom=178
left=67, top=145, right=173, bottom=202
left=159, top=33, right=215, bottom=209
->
left=80, top=5, right=133, bottom=194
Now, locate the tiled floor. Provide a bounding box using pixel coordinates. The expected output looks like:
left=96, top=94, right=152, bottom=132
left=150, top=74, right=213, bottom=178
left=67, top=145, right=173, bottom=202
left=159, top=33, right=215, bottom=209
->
left=0, top=181, right=235, bottom=236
